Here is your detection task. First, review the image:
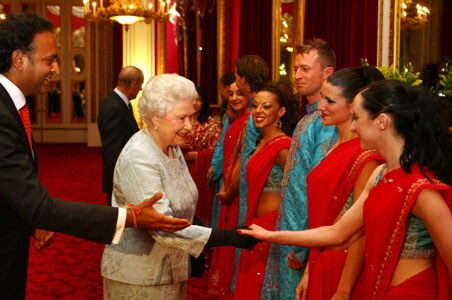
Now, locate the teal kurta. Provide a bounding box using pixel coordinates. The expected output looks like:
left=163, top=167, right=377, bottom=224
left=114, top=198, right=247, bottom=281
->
left=210, top=116, right=231, bottom=229
left=262, top=101, right=337, bottom=299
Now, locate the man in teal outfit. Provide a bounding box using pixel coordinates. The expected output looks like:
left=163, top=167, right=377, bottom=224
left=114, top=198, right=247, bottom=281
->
left=262, top=39, right=338, bottom=299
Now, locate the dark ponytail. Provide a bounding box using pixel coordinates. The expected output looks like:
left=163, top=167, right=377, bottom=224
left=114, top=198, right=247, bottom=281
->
left=361, top=80, right=452, bottom=184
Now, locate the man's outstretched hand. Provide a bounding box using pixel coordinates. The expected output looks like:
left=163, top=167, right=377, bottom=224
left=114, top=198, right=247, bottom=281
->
left=126, top=192, right=191, bottom=232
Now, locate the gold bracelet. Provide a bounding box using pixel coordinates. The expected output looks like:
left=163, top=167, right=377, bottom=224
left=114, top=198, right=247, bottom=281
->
left=127, top=204, right=142, bottom=228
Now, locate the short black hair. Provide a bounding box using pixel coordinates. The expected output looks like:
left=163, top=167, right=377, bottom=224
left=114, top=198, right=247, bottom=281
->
left=0, top=12, right=53, bottom=73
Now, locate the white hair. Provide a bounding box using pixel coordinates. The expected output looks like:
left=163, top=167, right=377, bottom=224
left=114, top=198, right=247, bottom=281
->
left=138, top=73, right=197, bottom=123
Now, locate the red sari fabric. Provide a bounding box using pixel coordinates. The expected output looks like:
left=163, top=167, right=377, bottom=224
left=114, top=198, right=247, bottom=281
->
left=245, top=135, right=291, bottom=225
left=306, top=137, right=382, bottom=300
left=208, top=114, right=248, bottom=299
left=234, top=135, right=291, bottom=300
left=185, top=117, right=221, bottom=226
left=363, top=164, right=451, bottom=300
left=384, top=267, right=438, bottom=299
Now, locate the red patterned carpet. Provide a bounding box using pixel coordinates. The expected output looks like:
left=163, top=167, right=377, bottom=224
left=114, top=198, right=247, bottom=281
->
left=26, top=143, right=213, bottom=299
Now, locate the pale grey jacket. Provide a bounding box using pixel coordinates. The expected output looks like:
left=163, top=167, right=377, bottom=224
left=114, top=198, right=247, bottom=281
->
left=101, top=130, right=211, bottom=285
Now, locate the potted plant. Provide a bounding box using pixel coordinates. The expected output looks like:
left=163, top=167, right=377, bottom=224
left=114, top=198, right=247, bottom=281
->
left=361, top=59, right=422, bottom=86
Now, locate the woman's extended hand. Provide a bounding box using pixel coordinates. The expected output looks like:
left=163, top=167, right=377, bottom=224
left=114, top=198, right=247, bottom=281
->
left=236, top=224, right=271, bottom=241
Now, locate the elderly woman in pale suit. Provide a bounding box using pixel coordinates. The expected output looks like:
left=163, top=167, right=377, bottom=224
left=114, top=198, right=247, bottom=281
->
left=101, top=74, right=255, bottom=299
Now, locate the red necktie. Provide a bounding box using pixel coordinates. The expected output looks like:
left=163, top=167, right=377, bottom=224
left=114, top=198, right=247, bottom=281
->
left=19, top=103, right=33, bottom=150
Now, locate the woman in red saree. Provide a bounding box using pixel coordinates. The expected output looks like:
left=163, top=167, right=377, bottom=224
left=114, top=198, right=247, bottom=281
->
left=208, top=82, right=249, bottom=299
left=183, top=87, right=221, bottom=226
left=302, top=67, right=384, bottom=300
left=240, top=80, right=452, bottom=300
left=233, top=83, right=301, bottom=300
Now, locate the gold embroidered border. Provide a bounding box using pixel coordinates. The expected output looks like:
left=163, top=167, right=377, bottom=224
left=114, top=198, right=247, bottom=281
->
left=372, top=177, right=437, bottom=299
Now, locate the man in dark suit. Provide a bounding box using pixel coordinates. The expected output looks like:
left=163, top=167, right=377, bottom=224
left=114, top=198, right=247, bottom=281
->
left=0, top=12, right=190, bottom=300
left=98, top=66, right=143, bottom=205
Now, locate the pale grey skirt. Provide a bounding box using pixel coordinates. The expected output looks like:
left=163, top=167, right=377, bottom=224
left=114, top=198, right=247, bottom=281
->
left=103, top=277, right=186, bottom=300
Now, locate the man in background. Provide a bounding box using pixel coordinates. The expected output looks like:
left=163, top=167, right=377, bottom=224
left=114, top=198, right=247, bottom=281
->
left=97, top=66, right=143, bottom=205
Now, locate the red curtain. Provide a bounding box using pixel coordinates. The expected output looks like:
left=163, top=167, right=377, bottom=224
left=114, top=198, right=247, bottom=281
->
left=166, top=20, right=180, bottom=74
left=179, top=0, right=218, bottom=104
left=230, top=0, right=241, bottom=70
left=200, top=4, right=218, bottom=104
left=304, top=0, right=379, bottom=69
left=238, top=0, right=272, bottom=70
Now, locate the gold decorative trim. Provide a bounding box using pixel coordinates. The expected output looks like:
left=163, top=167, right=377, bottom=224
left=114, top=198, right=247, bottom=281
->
left=378, top=0, right=384, bottom=65
left=157, top=22, right=166, bottom=74
left=272, top=0, right=305, bottom=81
left=298, top=0, right=306, bottom=45
left=378, top=0, right=399, bottom=67
left=392, top=0, right=400, bottom=67
left=216, top=0, right=226, bottom=107
left=272, top=0, right=281, bottom=81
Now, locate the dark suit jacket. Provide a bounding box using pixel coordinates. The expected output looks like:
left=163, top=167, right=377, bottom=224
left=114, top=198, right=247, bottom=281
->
left=0, top=84, right=119, bottom=299
left=97, top=91, right=139, bottom=199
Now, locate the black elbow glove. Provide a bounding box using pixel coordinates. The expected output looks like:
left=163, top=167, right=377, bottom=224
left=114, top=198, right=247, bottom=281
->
left=207, top=226, right=259, bottom=250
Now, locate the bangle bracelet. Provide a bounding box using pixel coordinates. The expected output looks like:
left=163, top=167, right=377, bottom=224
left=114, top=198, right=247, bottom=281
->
left=127, top=204, right=142, bottom=228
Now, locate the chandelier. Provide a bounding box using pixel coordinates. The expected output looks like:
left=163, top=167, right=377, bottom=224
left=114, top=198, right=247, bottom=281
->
left=401, top=0, right=430, bottom=30
left=0, top=5, right=6, bottom=22
left=83, top=0, right=179, bottom=26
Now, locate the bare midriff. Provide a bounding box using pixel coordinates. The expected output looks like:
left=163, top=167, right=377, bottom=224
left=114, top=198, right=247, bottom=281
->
left=255, top=192, right=280, bottom=217
left=390, top=258, right=434, bottom=286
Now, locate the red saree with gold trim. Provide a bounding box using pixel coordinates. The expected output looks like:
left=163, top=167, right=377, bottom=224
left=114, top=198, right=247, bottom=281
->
left=363, top=164, right=451, bottom=300
left=234, top=135, right=291, bottom=300
left=185, top=116, right=221, bottom=226
left=208, top=113, right=249, bottom=299
left=306, top=137, right=382, bottom=300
